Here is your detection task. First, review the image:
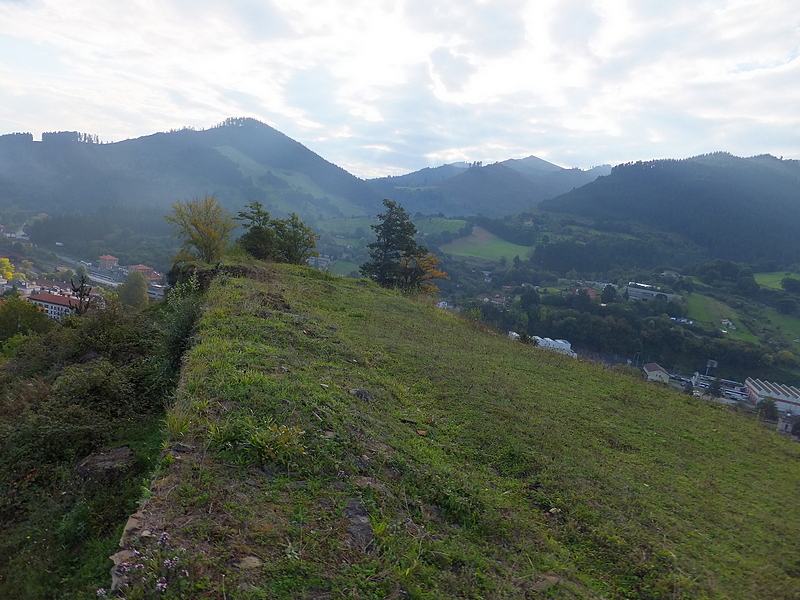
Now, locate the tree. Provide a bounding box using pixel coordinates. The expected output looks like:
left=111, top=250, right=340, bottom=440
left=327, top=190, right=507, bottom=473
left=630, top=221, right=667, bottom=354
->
left=601, top=285, right=617, bottom=303
left=274, top=213, right=320, bottom=265
left=781, top=277, right=800, bottom=294
left=0, top=296, right=53, bottom=342
left=0, top=258, right=14, bottom=280
left=709, top=377, right=722, bottom=398
left=71, top=274, right=92, bottom=315
left=75, top=263, right=89, bottom=280
left=757, top=398, right=779, bottom=421
left=360, top=199, right=448, bottom=293
left=118, top=270, right=149, bottom=310
left=165, top=195, right=236, bottom=264
left=236, top=201, right=277, bottom=260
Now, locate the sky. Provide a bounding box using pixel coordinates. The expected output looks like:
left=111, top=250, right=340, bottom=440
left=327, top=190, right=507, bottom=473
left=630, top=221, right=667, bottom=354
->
left=0, top=0, right=798, bottom=178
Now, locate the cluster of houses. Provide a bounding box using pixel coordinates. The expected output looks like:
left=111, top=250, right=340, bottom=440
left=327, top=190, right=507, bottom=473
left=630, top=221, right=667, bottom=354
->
left=0, top=252, right=165, bottom=321
left=642, top=361, right=800, bottom=433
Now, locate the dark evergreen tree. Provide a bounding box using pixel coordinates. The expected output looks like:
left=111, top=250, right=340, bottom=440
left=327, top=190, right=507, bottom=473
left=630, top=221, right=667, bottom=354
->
left=360, top=199, right=447, bottom=293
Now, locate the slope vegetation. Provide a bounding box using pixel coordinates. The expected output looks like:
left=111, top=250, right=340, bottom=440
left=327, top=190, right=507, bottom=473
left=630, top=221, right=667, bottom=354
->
left=0, top=118, right=380, bottom=219
left=135, top=262, right=800, bottom=599
left=539, top=153, right=800, bottom=264
left=368, top=161, right=610, bottom=218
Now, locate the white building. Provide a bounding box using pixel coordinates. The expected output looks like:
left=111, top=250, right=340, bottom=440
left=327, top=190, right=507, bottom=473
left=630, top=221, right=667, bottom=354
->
left=744, top=378, right=800, bottom=413
left=532, top=336, right=577, bottom=358
left=643, top=363, right=670, bottom=383
left=26, top=292, right=78, bottom=320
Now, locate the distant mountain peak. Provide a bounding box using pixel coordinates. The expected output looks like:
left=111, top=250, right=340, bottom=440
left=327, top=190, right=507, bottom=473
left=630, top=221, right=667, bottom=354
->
left=501, top=155, right=564, bottom=175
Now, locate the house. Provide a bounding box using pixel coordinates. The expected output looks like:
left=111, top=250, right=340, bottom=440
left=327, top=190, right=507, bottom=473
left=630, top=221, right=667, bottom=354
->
left=532, top=336, right=577, bottom=358
left=777, top=412, right=798, bottom=434
left=98, top=254, right=119, bottom=269
left=643, top=363, right=670, bottom=383
left=124, top=264, right=162, bottom=281
left=27, top=292, right=79, bottom=320
left=744, top=378, right=800, bottom=413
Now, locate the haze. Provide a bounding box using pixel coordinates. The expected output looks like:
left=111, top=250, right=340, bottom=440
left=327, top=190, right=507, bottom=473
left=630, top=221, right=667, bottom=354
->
left=1, top=0, right=798, bottom=177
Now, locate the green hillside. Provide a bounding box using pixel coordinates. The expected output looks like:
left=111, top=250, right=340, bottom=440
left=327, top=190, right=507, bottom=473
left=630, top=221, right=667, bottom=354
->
left=685, top=293, right=759, bottom=343
left=441, top=226, right=532, bottom=260
left=127, top=262, right=800, bottom=599
left=755, top=271, right=800, bottom=290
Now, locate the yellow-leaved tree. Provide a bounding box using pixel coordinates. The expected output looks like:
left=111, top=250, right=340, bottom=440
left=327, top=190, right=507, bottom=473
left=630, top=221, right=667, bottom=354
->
left=0, top=258, right=14, bottom=280
left=165, top=195, right=236, bottom=264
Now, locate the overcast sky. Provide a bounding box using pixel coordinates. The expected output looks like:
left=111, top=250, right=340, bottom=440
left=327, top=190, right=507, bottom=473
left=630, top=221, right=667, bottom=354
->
left=1, top=0, right=798, bottom=178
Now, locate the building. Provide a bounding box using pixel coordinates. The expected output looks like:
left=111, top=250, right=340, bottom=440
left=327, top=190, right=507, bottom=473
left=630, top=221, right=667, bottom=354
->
left=27, top=292, right=78, bottom=320
left=643, top=363, right=670, bottom=383
left=744, top=378, right=800, bottom=413
left=621, top=283, right=682, bottom=302
left=532, top=336, right=577, bottom=358
left=124, top=264, right=162, bottom=281
left=98, top=254, right=119, bottom=269
left=777, top=412, right=798, bottom=434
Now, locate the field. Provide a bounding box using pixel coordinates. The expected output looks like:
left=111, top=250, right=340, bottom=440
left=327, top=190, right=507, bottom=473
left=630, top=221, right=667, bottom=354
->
left=685, top=293, right=759, bottom=343
left=140, top=261, right=800, bottom=599
left=328, top=258, right=359, bottom=276
left=755, top=271, right=800, bottom=289
left=762, top=306, right=800, bottom=350
left=441, top=225, right=532, bottom=260
left=413, top=216, right=467, bottom=234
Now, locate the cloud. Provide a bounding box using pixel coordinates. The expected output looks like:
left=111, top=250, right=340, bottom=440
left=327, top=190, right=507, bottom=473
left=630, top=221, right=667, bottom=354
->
left=0, top=0, right=798, bottom=177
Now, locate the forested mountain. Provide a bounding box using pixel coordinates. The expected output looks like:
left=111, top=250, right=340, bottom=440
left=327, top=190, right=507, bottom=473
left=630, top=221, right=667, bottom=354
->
left=539, top=153, right=800, bottom=264
left=367, top=159, right=610, bottom=217
left=0, top=118, right=381, bottom=220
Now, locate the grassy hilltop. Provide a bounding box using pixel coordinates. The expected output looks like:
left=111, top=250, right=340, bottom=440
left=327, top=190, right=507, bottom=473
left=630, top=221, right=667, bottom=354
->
left=139, top=262, right=800, bottom=599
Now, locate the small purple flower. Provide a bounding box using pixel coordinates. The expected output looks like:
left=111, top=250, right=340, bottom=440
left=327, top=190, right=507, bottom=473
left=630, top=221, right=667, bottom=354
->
left=180, top=569, right=189, bottom=577
left=134, top=563, right=145, bottom=570
left=337, top=470, right=346, bottom=478
left=96, top=589, right=106, bottom=597
left=157, top=532, right=170, bottom=547
left=156, top=577, right=168, bottom=591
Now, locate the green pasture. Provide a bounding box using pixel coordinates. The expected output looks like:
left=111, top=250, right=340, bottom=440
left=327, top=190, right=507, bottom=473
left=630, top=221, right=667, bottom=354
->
left=685, top=293, right=759, bottom=343
left=441, top=226, right=532, bottom=261
left=755, top=271, right=800, bottom=289
left=413, top=217, right=467, bottom=234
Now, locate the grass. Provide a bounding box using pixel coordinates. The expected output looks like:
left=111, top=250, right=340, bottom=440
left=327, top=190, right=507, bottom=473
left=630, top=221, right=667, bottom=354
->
left=442, top=226, right=533, bottom=260
left=762, top=307, right=800, bottom=350
left=413, top=217, right=467, bottom=235
left=754, top=271, right=800, bottom=289
left=137, top=261, right=800, bottom=599
left=328, top=259, right=359, bottom=277
left=685, top=293, right=760, bottom=343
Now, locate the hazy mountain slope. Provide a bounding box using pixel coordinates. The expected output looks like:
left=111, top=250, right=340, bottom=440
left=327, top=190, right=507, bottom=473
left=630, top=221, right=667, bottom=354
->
left=129, top=260, right=800, bottom=600
left=0, top=118, right=381, bottom=219
left=539, top=153, right=800, bottom=263
left=368, top=158, right=609, bottom=217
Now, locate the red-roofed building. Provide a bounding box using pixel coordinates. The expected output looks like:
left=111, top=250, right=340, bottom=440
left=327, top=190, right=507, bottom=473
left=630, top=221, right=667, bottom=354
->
left=98, top=254, right=119, bottom=269
left=27, top=292, right=78, bottom=320
left=125, top=264, right=162, bottom=281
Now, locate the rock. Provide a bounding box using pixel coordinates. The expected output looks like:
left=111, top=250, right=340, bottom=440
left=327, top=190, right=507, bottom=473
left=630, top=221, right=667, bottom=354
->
left=172, top=442, right=194, bottom=453
left=348, top=388, right=374, bottom=402
left=234, top=556, right=263, bottom=569
left=76, top=446, right=134, bottom=484
left=530, top=575, right=562, bottom=592
left=344, top=498, right=374, bottom=550
left=119, top=512, right=144, bottom=547
left=331, top=481, right=347, bottom=492
left=352, top=476, right=395, bottom=498
left=109, top=549, right=137, bottom=591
